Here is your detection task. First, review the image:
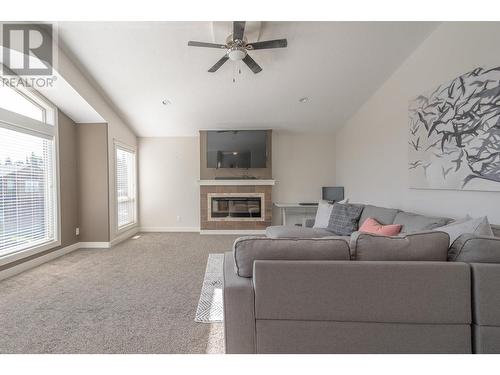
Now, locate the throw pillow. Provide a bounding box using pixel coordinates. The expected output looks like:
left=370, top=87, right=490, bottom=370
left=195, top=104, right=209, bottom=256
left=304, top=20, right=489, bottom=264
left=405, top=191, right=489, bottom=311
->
left=313, top=200, right=334, bottom=229
left=359, top=217, right=402, bottom=236
left=434, top=216, right=494, bottom=245
left=327, top=202, right=364, bottom=236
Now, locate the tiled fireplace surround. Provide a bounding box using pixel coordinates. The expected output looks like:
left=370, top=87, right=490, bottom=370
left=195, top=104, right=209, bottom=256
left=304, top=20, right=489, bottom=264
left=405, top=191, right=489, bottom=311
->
left=200, top=185, right=272, bottom=231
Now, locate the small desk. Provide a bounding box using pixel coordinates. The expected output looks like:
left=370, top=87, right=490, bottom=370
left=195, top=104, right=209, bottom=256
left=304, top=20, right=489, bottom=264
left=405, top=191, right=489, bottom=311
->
left=273, top=203, right=318, bottom=226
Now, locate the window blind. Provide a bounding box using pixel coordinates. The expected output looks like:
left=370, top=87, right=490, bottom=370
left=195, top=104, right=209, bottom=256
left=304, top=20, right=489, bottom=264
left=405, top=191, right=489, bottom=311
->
left=116, top=146, right=136, bottom=229
left=0, top=126, right=55, bottom=256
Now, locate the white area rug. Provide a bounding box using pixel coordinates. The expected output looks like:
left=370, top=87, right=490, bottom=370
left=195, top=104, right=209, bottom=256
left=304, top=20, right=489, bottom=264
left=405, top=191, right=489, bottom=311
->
left=195, top=253, right=224, bottom=323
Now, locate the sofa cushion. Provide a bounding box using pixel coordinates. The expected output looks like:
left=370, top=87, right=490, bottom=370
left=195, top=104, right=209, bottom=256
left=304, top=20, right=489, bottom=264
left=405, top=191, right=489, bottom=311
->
left=434, top=216, right=494, bottom=245
left=266, top=225, right=336, bottom=239
left=312, top=200, right=334, bottom=229
left=350, top=231, right=450, bottom=261
left=393, top=211, right=452, bottom=234
left=327, top=203, right=364, bottom=236
left=448, top=234, right=500, bottom=263
left=232, top=236, right=351, bottom=277
left=359, top=205, right=399, bottom=226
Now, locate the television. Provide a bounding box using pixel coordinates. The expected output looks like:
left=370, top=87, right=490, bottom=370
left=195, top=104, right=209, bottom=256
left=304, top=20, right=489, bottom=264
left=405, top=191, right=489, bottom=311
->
left=206, top=130, right=267, bottom=169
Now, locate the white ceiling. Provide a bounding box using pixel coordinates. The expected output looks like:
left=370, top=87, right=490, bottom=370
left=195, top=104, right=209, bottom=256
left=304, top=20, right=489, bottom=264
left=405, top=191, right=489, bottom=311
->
left=57, top=21, right=438, bottom=137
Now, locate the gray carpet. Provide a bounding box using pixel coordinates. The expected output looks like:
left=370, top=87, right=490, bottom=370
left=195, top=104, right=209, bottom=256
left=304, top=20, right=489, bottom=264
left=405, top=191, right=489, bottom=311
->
left=0, top=232, right=238, bottom=354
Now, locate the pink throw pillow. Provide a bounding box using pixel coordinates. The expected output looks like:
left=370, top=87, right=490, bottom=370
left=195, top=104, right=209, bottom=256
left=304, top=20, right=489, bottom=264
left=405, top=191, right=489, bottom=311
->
left=359, top=217, right=402, bottom=236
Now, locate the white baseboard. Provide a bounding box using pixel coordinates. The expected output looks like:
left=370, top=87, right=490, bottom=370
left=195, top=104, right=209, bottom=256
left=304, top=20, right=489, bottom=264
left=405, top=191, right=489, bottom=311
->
left=79, top=242, right=111, bottom=249
left=140, top=226, right=200, bottom=232
left=199, top=230, right=266, bottom=235
left=0, top=242, right=80, bottom=282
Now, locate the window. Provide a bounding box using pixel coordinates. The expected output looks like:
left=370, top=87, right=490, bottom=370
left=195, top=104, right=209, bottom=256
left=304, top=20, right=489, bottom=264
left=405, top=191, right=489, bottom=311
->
left=115, top=144, right=136, bottom=230
left=0, top=84, right=45, bottom=122
left=0, top=83, right=58, bottom=259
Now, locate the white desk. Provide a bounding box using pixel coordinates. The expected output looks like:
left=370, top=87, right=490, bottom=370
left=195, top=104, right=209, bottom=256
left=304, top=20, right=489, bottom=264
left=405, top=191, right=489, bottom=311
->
left=274, top=203, right=318, bottom=226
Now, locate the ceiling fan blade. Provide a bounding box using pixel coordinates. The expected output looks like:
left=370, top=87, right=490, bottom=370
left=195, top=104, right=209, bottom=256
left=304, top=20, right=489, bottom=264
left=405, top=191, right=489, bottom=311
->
left=242, top=54, right=262, bottom=74
left=233, top=21, right=246, bottom=41
left=188, top=41, right=226, bottom=49
left=249, top=39, right=288, bottom=50
left=208, top=55, right=229, bottom=72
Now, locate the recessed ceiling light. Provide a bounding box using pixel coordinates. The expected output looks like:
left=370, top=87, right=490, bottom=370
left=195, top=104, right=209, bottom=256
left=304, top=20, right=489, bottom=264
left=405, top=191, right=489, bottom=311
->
left=299, top=97, right=309, bottom=103
left=162, top=99, right=171, bottom=106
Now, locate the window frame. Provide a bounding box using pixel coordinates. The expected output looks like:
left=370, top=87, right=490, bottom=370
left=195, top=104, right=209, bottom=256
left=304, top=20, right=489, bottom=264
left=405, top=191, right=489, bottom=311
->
left=114, top=140, right=137, bottom=234
left=0, top=81, right=60, bottom=266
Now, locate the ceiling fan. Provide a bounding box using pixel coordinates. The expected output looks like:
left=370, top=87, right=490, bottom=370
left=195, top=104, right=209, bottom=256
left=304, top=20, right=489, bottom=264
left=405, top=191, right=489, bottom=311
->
left=187, top=21, right=287, bottom=74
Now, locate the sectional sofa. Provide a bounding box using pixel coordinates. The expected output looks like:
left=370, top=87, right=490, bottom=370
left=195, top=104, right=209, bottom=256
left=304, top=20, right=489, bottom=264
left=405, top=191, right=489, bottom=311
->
left=223, top=204, right=500, bottom=354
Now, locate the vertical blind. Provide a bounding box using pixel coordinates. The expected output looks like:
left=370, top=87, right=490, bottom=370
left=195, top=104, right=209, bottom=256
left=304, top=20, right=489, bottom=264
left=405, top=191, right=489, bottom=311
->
left=116, top=146, right=136, bottom=229
left=0, top=126, right=55, bottom=256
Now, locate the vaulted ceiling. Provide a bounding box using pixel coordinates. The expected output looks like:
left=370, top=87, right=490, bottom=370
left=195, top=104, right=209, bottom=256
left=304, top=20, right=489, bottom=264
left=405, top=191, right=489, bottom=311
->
left=57, top=21, right=438, bottom=136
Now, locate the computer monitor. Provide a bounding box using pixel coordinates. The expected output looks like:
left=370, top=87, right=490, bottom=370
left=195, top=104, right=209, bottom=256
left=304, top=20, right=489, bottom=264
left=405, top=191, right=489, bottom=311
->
left=322, top=186, right=344, bottom=203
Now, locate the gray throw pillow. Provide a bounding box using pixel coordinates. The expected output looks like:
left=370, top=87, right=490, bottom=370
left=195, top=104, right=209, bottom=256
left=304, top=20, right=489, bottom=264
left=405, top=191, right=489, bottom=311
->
left=327, top=203, right=364, bottom=236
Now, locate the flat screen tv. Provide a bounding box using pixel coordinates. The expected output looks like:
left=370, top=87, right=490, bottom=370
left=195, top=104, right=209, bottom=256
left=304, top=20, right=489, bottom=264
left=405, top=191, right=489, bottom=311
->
left=206, top=130, right=267, bottom=169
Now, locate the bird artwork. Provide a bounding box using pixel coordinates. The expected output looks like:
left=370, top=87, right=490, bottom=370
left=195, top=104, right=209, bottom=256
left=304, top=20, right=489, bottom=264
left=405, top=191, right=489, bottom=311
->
left=408, top=66, right=500, bottom=191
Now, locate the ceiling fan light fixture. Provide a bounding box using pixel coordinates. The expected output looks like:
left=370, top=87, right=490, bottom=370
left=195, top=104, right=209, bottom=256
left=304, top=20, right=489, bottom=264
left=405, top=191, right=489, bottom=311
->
left=227, top=47, right=247, bottom=61
left=187, top=21, right=287, bottom=74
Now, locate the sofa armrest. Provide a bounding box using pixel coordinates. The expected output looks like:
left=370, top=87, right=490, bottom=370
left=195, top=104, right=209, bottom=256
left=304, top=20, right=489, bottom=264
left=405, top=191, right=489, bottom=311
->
left=223, top=252, right=256, bottom=353
left=449, top=234, right=500, bottom=263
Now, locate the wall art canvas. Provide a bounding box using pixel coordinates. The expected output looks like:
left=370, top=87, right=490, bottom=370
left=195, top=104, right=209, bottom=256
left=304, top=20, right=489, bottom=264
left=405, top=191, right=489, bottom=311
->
left=408, top=66, right=500, bottom=191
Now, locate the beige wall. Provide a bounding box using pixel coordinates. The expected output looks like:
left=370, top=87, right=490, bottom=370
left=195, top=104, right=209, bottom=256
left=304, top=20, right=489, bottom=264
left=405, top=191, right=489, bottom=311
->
left=335, top=22, right=500, bottom=223
left=58, top=111, right=80, bottom=247
left=272, top=130, right=337, bottom=224
left=139, top=137, right=200, bottom=230
left=138, top=131, right=337, bottom=229
left=57, top=45, right=138, bottom=242
left=76, top=123, right=110, bottom=242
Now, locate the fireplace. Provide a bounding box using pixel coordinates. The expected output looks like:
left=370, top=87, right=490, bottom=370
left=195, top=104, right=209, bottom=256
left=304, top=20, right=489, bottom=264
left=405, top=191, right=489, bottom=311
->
left=200, top=184, right=272, bottom=231
left=207, top=193, right=265, bottom=221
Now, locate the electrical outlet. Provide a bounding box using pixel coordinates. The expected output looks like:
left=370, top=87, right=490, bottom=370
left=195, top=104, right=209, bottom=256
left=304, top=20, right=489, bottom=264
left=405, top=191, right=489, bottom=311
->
left=176, top=215, right=181, bottom=223
left=75, top=227, right=80, bottom=236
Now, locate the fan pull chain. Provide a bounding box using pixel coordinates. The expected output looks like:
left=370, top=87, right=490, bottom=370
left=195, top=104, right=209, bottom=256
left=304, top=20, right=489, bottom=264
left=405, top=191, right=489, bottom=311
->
left=231, top=62, right=243, bottom=83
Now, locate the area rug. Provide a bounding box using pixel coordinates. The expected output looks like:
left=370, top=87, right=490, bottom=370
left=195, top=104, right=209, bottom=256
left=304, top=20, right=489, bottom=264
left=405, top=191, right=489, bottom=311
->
left=195, top=253, right=224, bottom=323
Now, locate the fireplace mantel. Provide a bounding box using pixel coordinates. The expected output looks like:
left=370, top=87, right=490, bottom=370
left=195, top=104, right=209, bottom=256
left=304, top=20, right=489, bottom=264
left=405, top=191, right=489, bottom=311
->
left=198, top=179, right=276, bottom=186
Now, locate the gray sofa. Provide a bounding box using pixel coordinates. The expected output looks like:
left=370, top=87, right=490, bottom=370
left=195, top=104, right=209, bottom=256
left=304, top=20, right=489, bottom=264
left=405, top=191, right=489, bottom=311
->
left=223, top=204, right=500, bottom=354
